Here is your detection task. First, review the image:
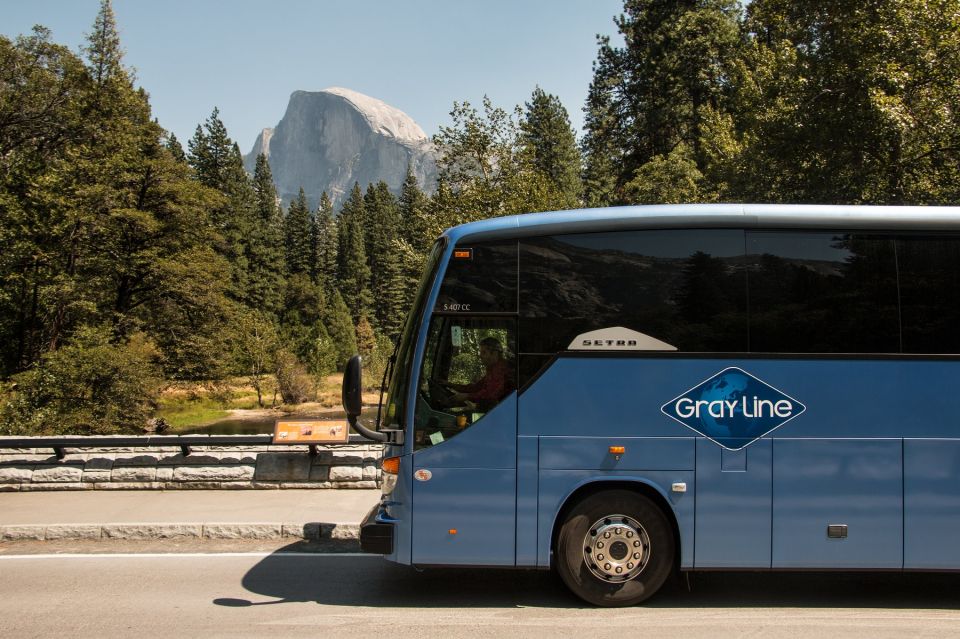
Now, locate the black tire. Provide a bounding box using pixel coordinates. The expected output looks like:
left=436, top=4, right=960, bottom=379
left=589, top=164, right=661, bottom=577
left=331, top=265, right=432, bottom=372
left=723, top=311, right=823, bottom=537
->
left=555, top=489, right=674, bottom=607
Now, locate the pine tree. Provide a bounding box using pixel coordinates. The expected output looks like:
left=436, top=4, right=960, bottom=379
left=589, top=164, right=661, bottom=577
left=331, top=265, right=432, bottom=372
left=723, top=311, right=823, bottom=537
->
left=582, top=0, right=743, bottom=203
left=581, top=44, right=622, bottom=207
left=323, top=289, right=358, bottom=368
left=164, top=131, right=186, bottom=163
left=0, top=0, right=235, bottom=384
left=313, top=191, right=338, bottom=291
left=187, top=109, right=256, bottom=301
left=336, top=183, right=372, bottom=324
left=364, top=181, right=405, bottom=337
left=733, top=0, right=960, bottom=204
left=247, top=153, right=285, bottom=316
left=277, top=271, right=326, bottom=363
left=284, top=187, right=312, bottom=276
left=398, top=165, right=431, bottom=253
left=520, top=87, right=583, bottom=209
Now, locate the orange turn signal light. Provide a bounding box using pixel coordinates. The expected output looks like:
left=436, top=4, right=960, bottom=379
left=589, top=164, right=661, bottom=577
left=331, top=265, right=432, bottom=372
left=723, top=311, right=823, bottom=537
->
left=382, top=456, right=400, bottom=475
left=453, top=248, right=473, bottom=260
left=448, top=529, right=458, bottom=535
left=609, top=446, right=626, bottom=455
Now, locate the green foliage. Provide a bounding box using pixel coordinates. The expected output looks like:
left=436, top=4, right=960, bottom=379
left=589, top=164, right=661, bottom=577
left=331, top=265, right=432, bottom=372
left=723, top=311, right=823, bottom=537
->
left=312, top=191, right=338, bottom=290
left=625, top=143, right=705, bottom=204
left=274, top=349, right=314, bottom=405
left=364, top=181, right=405, bottom=337
left=582, top=0, right=744, bottom=204
left=0, top=1, right=235, bottom=389
left=228, top=309, right=280, bottom=408
left=355, top=315, right=377, bottom=360
left=336, top=183, right=372, bottom=323
left=398, top=166, right=432, bottom=253
left=276, top=273, right=327, bottom=362
left=187, top=109, right=256, bottom=301
left=284, top=187, right=313, bottom=276
left=585, top=0, right=960, bottom=205
left=729, top=0, right=960, bottom=203
left=323, top=289, right=358, bottom=369
left=247, top=153, right=285, bottom=317
left=305, top=323, right=338, bottom=377
left=520, top=87, right=583, bottom=209
left=0, top=27, right=88, bottom=174
left=0, top=327, right=162, bottom=435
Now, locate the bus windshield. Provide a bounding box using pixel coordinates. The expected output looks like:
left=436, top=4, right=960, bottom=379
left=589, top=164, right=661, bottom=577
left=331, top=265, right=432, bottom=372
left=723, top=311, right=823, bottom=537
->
left=381, top=239, right=445, bottom=432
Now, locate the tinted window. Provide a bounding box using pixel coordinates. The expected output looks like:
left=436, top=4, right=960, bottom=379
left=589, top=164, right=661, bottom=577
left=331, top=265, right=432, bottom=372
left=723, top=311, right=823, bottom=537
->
left=897, top=235, right=960, bottom=354
left=520, top=230, right=748, bottom=354
left=746, top=231, right=899, bottom=353
left=435, top=241, right=517, bottom=313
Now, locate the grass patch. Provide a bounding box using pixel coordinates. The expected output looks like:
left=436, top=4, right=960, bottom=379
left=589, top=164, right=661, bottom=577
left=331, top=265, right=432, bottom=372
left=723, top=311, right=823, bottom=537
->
left=155, top=399, right=230, bottom=429
left=153, top=373, right=377, bottom=430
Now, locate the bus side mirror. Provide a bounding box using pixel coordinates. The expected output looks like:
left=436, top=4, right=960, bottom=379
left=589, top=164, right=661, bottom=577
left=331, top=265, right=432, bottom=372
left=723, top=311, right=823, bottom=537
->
left=342, top=355, right=363, bottom=418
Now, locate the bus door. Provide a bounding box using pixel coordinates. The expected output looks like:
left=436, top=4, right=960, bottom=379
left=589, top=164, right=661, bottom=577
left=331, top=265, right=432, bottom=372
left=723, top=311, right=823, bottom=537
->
left=409, top=316, right=518, bottom=566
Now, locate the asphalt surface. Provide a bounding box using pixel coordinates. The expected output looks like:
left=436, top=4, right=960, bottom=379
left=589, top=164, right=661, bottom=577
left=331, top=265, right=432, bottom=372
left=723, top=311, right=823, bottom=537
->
left=3, top=548, right=960, bottom=638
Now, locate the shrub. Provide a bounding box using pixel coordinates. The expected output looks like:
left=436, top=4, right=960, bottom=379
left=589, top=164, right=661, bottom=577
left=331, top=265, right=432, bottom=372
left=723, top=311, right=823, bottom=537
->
left=0, top=327, right=162, bottom=435
left=275, top=350, right=315, bottom=405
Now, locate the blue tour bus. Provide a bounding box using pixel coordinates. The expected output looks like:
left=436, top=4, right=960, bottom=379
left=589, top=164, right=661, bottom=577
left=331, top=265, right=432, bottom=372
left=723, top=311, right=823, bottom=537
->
left=343, top=204, right=960, bottom=606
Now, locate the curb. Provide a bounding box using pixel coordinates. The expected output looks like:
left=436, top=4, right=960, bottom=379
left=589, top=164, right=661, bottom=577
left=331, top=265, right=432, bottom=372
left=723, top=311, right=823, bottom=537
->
left=0, top=522, right=360, bottom=542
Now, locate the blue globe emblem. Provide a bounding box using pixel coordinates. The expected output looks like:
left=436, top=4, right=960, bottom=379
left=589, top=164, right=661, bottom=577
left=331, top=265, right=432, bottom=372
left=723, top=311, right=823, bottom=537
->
left=661, top=367, right=806, bottom=450
left=696, top=371, right=750, bottom=438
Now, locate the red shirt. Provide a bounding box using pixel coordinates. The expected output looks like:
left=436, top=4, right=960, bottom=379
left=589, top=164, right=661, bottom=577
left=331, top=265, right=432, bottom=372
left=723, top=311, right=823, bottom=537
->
left=462, top=359, right=511, bottom=405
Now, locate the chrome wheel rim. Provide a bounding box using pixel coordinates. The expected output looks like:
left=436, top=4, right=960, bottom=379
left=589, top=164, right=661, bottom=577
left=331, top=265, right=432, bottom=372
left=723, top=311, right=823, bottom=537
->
left=582, top=514, right=651, bottom=583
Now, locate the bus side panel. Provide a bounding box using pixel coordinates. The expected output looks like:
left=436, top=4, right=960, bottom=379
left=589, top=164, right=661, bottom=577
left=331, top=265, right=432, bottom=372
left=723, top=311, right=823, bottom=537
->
left=904, top=439, right=960, bottom=569
left=411, top=393, right=517, bottom=566
left=772, top=439, right=903, bottom=569
left=411, top=467, right=516, bottom=565
left=695, top=438, right=772, bottom=568
left=516, top=435, right=540, bottom=567
left=536, top=471, right=695, bottom=569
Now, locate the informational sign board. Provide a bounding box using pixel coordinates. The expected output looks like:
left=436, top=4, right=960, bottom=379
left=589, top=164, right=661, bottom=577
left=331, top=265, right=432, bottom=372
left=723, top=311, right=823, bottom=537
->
left=272, top=419, right=349, bottom=444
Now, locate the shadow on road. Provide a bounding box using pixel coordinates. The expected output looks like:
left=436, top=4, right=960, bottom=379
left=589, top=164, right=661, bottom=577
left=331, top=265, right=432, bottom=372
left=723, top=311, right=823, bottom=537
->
left=215, top=541, right=960, bottom=610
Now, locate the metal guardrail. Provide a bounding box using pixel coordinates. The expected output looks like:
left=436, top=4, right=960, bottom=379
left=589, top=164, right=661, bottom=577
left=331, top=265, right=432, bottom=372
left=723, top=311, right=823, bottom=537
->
left=0, top=434, right=372, bottom=460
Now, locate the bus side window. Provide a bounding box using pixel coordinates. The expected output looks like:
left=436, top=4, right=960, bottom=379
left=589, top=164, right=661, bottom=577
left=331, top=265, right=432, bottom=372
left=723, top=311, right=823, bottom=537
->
left=414, top=317, right=516, bottom=449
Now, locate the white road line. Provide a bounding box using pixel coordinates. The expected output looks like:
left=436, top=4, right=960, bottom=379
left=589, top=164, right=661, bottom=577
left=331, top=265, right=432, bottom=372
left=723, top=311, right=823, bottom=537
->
left=0, top=552, right=376, bottom=560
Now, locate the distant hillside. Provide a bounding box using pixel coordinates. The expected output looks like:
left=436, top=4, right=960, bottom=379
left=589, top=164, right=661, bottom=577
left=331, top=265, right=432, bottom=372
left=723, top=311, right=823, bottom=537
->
left=244, top=87, right=437, bottom=209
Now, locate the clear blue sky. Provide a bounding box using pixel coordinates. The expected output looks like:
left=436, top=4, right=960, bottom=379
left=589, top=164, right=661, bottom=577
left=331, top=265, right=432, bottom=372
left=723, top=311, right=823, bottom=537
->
left=3, top=0, right=625, bottom=153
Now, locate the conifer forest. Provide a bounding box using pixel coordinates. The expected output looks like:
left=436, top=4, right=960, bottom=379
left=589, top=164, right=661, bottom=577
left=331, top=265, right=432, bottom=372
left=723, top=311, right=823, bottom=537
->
left=1, top=1, right=958, bottom=434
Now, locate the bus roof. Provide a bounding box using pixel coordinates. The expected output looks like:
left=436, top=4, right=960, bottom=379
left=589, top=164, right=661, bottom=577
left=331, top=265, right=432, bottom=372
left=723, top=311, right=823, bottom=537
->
left=442, top=204, right=960, bottom=244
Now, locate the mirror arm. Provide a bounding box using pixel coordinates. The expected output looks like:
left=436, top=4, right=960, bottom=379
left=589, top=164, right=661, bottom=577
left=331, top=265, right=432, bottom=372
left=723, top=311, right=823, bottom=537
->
left=349, top=414, right=389, bottom=442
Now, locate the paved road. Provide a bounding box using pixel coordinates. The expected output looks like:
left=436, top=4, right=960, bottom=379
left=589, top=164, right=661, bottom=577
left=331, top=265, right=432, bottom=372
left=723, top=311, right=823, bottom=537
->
left=3, top=543, right=960, bottom=638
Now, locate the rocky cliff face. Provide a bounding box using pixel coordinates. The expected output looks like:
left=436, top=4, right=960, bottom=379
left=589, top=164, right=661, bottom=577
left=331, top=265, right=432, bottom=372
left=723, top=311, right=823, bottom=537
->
left=244, top=88, right=436, bottom=208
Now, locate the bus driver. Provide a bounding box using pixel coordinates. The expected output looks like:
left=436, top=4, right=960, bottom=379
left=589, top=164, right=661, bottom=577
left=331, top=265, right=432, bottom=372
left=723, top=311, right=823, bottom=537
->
left=445, top=337, right=511, bottom=411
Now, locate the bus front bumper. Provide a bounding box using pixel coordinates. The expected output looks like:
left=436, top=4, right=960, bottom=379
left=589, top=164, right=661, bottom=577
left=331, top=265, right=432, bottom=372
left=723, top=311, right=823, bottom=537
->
left=360, top=504, right=394, bottom=555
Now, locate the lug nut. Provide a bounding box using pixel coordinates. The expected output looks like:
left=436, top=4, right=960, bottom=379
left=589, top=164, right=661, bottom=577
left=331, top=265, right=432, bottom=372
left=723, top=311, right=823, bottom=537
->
left=633, top=541, right=641, bottom=547
left=604, top=532, right=611, bottom=539
left=626, top=531, right=633, bottom=538
left=633, top=552, right=641, bottom=559
left=604, top=563, right=612, bottom=571
left=597, top=542, right=604, bottom=549
left=597, top=554, right=604, bottom=561
left=627, top=562, right=634, bottom=570
left=616, top=566, right=623, bottom=574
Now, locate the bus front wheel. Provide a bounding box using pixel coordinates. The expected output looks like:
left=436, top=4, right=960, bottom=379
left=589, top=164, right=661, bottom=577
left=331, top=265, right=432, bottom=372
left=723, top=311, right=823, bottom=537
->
left=556, top=489, right=674, bottom=606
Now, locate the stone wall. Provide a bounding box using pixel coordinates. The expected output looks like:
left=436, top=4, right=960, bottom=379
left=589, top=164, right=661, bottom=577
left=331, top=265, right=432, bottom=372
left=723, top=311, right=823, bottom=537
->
left=0, top=439, right=384, bottom=491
